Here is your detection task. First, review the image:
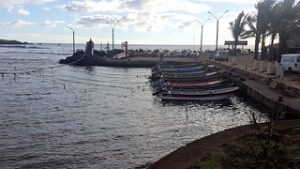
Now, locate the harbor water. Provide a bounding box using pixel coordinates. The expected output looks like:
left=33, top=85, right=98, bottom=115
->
left=0, top=43, right=266, bottom=169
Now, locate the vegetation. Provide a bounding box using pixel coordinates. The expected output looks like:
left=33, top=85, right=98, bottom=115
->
left=190, top=123, right=300, bottom=169
left=231, top=0, right=300, bottom=62
left=229, top=11, right=248, bottom=56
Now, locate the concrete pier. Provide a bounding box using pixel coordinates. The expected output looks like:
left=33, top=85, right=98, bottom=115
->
left=210, top=56, right=300, bottom=118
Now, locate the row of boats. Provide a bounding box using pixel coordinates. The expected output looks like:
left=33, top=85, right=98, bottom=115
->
left=150, top=63, right=239, bottom=101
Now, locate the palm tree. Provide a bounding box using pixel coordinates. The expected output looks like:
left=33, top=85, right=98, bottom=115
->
left=242, top=0, right=274, bottom=61
left=241, top=15, right=259, bottom=60
left=257, top=0, right=275, bottom=60
left=229, top=11, right=248, bottom=56
left=268, top=3, right=281, bottom=62
left=278, top=0, right=297, bottom=60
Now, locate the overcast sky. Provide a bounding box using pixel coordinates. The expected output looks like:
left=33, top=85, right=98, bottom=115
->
left=0, top=0, right=260, bottom=45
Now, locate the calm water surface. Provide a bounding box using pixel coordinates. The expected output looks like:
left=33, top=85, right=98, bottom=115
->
left=0, top=44, right=267, bottom=169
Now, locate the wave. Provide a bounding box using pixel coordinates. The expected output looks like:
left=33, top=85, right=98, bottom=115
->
left=0, top=51, right=70, bottom=55
left=0, top=44, right=49, bottom=49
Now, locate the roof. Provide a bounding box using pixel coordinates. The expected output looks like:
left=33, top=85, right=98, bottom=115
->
left=224, top=41, right=248, bottom=45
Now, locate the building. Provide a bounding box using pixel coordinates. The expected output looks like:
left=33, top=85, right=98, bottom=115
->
left=224, top=41, right=248, bottom=49
left=287, top=29, right=300, bottom=53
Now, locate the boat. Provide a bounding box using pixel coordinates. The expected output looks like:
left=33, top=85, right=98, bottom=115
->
left=152, top=71, right=220, bottom=82
left=161, top=72, right=219, bottom=81
left=160, top=82, right=236, bottom=92
left=151, top=63, right=199, bottom=72
left=150, top=63, right=238, bottom=102
left=152, top=65, right=205, bottom=74
left=158, top=86, right=238, bottom=101
left=164, top=79, right=225, bottom=88
left=160, top=70, right=208, bottom=78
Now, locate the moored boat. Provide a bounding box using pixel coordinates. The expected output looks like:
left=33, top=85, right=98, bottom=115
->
left=159, top=86, right=238, bottom=101
left=159, top=93, right=234, bottom=101
left=164, top=79, right=225, bottom=88
left=150, top=62, right=238, bottom=101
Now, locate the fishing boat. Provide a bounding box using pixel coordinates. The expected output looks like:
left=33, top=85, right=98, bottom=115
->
left=151, top=63, right=199, bottom=72
left=159, top=86, right=238, bottom=101
left=160, top=70, right=208, bottom=78
left=152, top=71, right=219, bottom=81
left=152, top=65, right=205, bottom=74
left=162, top=82, right=236, bottom=91
left=163, top=79, right=227, bottom=89
left=161, top=72, right=219, bottom=81
left=150, top=63, right=238, bottom=101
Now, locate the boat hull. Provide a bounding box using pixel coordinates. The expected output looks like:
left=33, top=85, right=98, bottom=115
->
left=159, top=93, right=234, bottom=101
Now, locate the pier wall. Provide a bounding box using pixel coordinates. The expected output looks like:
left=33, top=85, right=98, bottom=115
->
left=211, top=61, right=300, bottom=118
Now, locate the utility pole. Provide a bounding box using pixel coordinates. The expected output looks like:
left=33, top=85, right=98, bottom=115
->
left=208, top=10, right=229, bottom=52
left=196, top=18, right=210, bottom=52
left=66, top=27, right=75, bottom=54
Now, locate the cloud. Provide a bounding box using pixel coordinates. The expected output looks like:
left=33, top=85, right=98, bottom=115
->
left=0, top=0, right=53, bottom=9
left=60, top=0, right=119, bottom=13
left=76, top=15, right=108, bottom=28
left=75, top=12, right=200, bottom=32
left=195, top=0, right=257, bottom=4
left=61, top=0, right=210, bottom=14
left=43, top=20, right=65, bottom=27
left=0, top=20, right=34, bottom=28
left=178, top=20, right=195, bottom=29
left=17, top=8, right=30, bottom=15
left=65, top=0, right=211, bottom=32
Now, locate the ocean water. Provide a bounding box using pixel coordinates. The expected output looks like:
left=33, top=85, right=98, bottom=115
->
left=0, top=43, right=266, bottom=169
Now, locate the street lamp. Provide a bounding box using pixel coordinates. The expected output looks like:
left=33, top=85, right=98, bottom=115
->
left=66, top=26, right=75, bottom=54
left=208, top=10, right=229, bottom=52
left=107, top=16, right=125, bottom=50
left=196, top=18, right=210, bottom=53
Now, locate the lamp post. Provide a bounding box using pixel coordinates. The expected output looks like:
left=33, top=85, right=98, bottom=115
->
left=107, top=16, right=125, bottom=50
left=208, top=10, right=229, bottom=52
left=196, top=18, right=210, bottom=53
left=66, top=27, right=75, bottom=54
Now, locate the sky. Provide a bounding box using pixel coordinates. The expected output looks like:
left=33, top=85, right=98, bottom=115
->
left=0, top=0, right=260, bottom=45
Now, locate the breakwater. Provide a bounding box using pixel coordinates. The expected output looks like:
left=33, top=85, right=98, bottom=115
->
left=59, top=49, right=210, bottom=68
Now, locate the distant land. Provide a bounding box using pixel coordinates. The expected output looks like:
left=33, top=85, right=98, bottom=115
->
left=0, top=39, right=29, bottom=44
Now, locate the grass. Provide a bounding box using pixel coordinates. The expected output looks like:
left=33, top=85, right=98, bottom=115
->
left=190, top=126, right=300, bottom=169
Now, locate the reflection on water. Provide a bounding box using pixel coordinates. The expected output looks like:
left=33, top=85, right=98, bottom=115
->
left=0, top=44, right=267, bottom=169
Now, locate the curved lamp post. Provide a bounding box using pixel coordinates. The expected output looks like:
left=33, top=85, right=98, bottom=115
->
left=107, top=16, right=125, bottom=50
left=208, top=10, right=229, bottom=52
left=66, top=26, right=75, bottom=54
left=196, top=18, right=210, bottom=53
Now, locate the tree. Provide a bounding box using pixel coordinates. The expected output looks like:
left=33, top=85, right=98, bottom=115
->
left=229, top=11, right=248, bottom=56
left=268, top=3, right=281, bottom=61
left=257, top=0, right=275, bottom=60
left=278, top=0, right=298, bottom=61
left=241, top=0, right=274, bottom=61
left=241, top=15, right=260, bottom=60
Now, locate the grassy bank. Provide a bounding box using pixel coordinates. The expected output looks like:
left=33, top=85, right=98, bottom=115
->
left=191, top=123, right=300, bottom=169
